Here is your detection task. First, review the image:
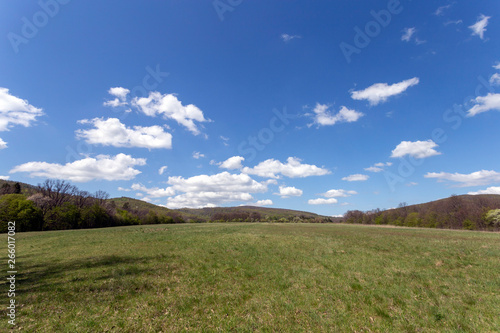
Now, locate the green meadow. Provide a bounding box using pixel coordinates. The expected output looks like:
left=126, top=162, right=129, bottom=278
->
left=1, top=223, right=499, bottom=332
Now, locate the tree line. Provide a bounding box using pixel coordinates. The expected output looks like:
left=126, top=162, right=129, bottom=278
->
left=0, top=179, right=184, bottom=233
left=343, top=195, right=500, bottom=231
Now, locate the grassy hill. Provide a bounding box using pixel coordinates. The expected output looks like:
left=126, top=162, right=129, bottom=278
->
left=1, top=223, right=499, bottom=331
left=109, top=197, right=333, bottom=223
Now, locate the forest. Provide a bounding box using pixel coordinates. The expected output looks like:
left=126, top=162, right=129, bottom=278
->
left=343, top=195, right=500, bottom=231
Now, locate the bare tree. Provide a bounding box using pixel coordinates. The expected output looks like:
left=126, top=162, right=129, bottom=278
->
left=38, top=179, right=78, bottom=208
left=94, top=190, right=110, bottom=206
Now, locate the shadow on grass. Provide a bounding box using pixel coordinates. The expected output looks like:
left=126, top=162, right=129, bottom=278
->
left=4, top=255, right=153, bottom=295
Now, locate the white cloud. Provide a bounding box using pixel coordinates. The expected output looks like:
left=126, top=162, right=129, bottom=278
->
left=414, top=38, right=427, bottom=45
left=494, top=62, right=500, bottom=70
left=351, top=77, right=419, bottom=106
left=468, top=186, right=500, bottom=195
left=0, top=138, right=7, bottom=149
left=309, top=104, right=364, bottom=126
left=434, top=4, right=452, bottom=16
left=391, top=140, right=441, bottom=159
left=275, top=185, right=303, bottom=198
left=220, top=136, right=229, bottom=146
left=281, top=34, right=301, bottom=42
left=308, top=188, right=356, bottom=205
left=76, top=118, right=172, bottom=149
left=342, top=174, right=369, bottom=182
left=219, top=156, right=245, bottom=170
left=407, top=182, right=418, bottom=187
left=401, top=27, right=416, bottom=42
left=444, top=19, right=463, bottom=26
left=192, top=151, right=205, bottom=159
left=109, top=87, right=130, bottom=100
left=165, top=172, right=268, bottom=209
left=466, top=93, right=500, bottom=117
left=0, top=176, right=10, bottom=180
left=132, top=91, right=208, bottom=135
left=322, top=189, right=357, bottom=198
left=0, top=87, right=44, bottom=132
left=425, top=170, right=500, bottom=187
left=10, top=153, right=146, bottom=182
left=118, top=186, right=131, bottom=192
left=489, top=73, right=500, bottom=86
left=252, top=199, right=273, bottom=206
left=242, top=157, right=330, bottom=179
left=308, top=198, right=338, bottom=205
left=469, top=14, right=490, bottom=39
left=131, top=183, right=175, bottom=198
left=104, top=87, right=130, bottom=107
left=365, top=162, right=392, bottom=173
left=158, top=166, right=168, bottom=175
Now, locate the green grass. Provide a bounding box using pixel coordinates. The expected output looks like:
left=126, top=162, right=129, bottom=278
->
left=1, top=223, right=499, bottom=332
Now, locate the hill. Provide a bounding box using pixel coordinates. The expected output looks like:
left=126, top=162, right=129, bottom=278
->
left=343, top=194, right=500, bottom=230
left=110, top=197, right=332, bottom=223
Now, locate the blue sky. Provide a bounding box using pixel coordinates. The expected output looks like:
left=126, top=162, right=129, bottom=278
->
left=1, top=0, right=499, bottom=215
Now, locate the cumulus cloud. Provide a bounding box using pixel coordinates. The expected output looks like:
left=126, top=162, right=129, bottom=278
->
left=0, top=176, right=10, bottom=180
left=131, top=183, right=175, bottom=198
left=342, top=174, right=369, bottom=182
left=165, top=172, right=268, bottom=209
left=103, top=87, right=208, bottom=135
left=425, top=170, right=500, bottom=187
left=218, top=156, right=245, bottom=170
left=351, top=77, right=420, bottom=106
left=308, top=198, right=338, bottom=205
left=468, top=186, right=500, bottom=195
left=309, top=104, right=363, bottom=126
left=466, top=93, right=500, bottom=117
left=275, top=186, right=303, bottom=198
left=401, top=27, right=416, bottom=42
left=132, top=91, right=208, bottom=135
left=242, top=157, right=330, bottom=179
left=469, top=14, right=490, bottom=39
left=322, top=189, right=357, bottom=197
left=0, top=87, right=44, bottom=133
left=306, top=187, right=355, bottom=206
left=494, top=62, right=500, bottom=70
left=251, top=199, right=273, bottom=206
left=76, top=118, right=172, bottom=149
left=0, top=138, right=7, bottom=150
left=488, top=73, right=500, bottom=86
left=391, top=140, right=441, bottom=159
left=10, top=153, right=146, bottom=182
left=103, top=87, right=130, bottom=107
left=281, top=34, right=301, bottom=42
left=365, top=162, right=392, bottom=173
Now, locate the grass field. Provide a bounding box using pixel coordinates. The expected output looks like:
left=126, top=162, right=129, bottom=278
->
left=1, top=223, right=499, bottom=332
